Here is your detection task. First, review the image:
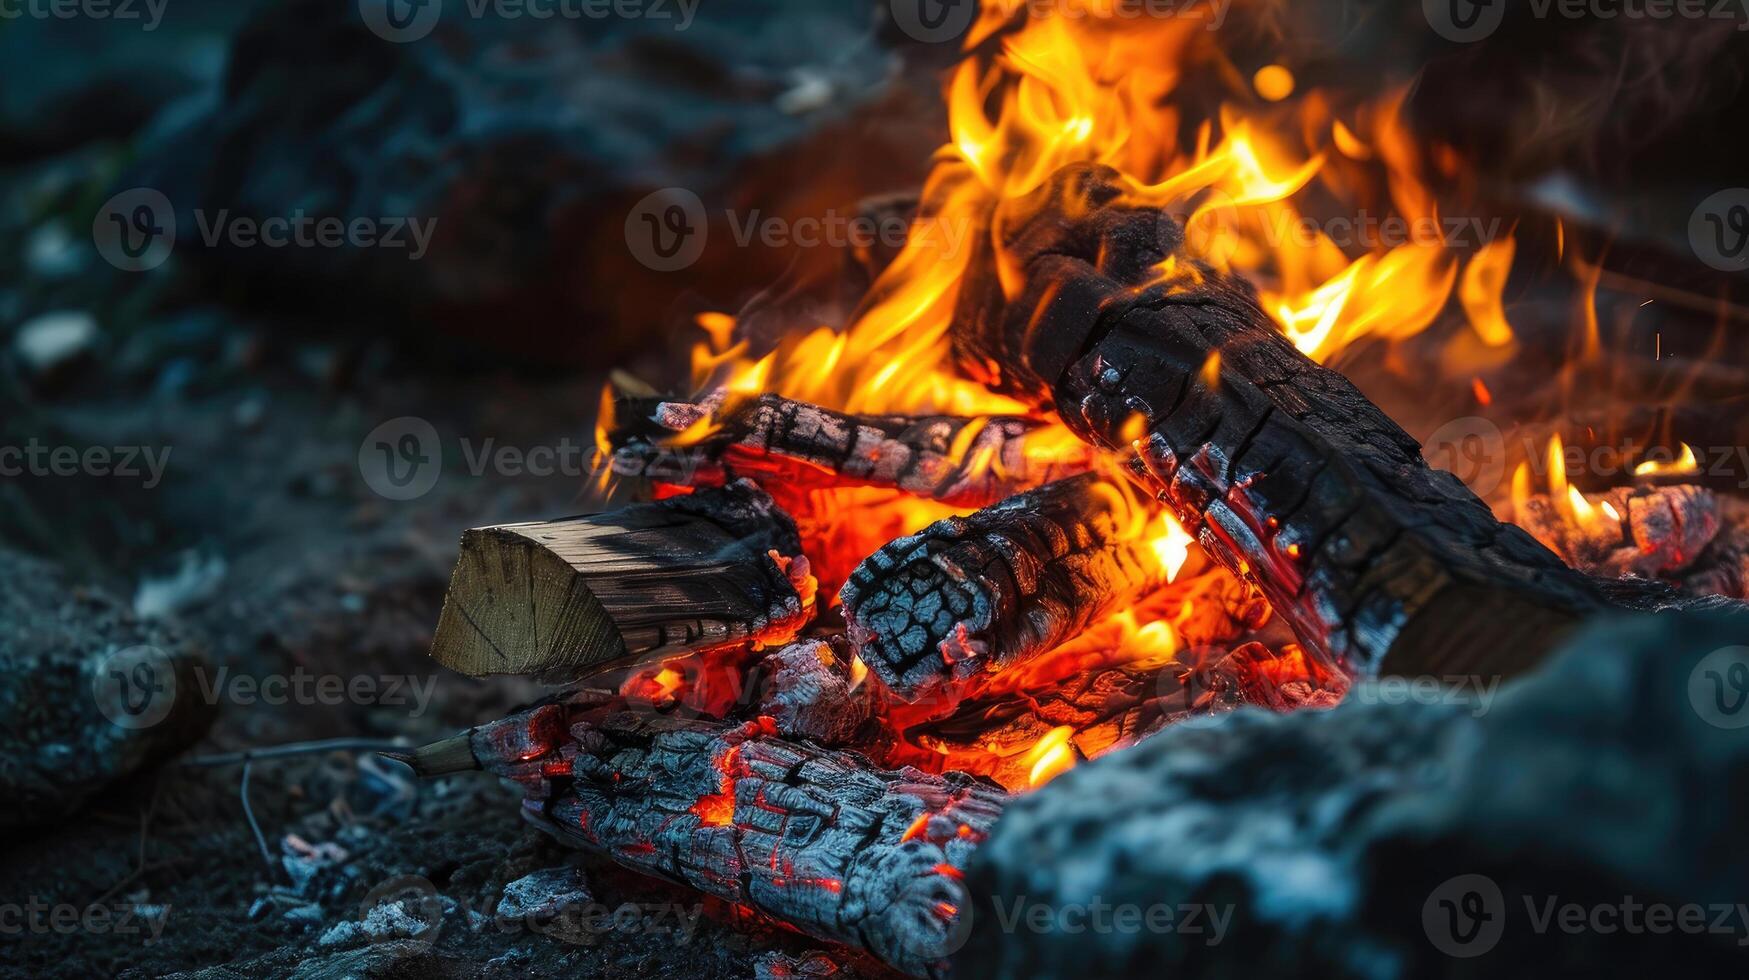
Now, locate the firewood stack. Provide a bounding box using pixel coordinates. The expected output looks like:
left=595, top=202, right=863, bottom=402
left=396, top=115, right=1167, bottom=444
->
left=404, top=168, right=1745, bottom=976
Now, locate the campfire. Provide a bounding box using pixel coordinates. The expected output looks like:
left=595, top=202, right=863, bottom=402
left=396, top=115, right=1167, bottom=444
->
left=397, top=3, right=1749, bottom=975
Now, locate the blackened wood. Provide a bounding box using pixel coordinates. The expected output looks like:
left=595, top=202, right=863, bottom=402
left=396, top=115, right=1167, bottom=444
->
left=609, top=392, right=1088, bottom=506
left=400, top=692, right=1006, bottom=978
left=950, top=163, right=1609, bottom=680
left=429, top=480, right=815, bottom=679
left=840, top=473, right=1168, bottom=701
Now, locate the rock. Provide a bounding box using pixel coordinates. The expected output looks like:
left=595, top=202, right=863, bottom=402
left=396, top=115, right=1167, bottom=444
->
left=0, top=548, right=214, bottom=833
left=958, top=611, right=1749, bottom=978
left=495, top=866, right=593, bottom=924
left=122, top=0, right=910, bottom=365
left=13, top=310, right=98, bottom=375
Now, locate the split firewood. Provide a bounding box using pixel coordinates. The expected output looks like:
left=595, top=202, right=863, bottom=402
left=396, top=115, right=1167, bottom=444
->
left=429, top=480, right=817, bottom=679
left=607, top=391, right=1090, bottom=506
left=949, top=162, right=1609, bottom=681
left=840, top=472, right=1171, bottom=702
left=392, top=692, right=1006, bottom=978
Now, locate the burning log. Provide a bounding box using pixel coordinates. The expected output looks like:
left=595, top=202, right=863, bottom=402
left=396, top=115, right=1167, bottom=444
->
left=394, top=692, right=1006, bottom=978
left=950, top=163, right=1608, bottom=680
left=1516, top=483, right=1723, bottom=579
left=609, top=391, right=1088, bottom=506
left=429, top=480, right=816, bottom=679
left=840, top=473, right=1170, bottom=702
left=903, top=642, right=1345, bottom=789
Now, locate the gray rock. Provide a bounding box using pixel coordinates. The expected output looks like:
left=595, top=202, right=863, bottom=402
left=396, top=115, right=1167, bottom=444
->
left=13, top=310, right=98, bottom=374
left=0, top=548, right=214, bottom=833
left=959, top=611, right=1749, bottom=978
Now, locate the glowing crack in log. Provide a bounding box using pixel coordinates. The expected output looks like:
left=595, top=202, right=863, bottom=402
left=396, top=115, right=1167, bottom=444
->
left=394, top=692, right=1006, bottom=978
left=840, top=473, right=1171, bottom=702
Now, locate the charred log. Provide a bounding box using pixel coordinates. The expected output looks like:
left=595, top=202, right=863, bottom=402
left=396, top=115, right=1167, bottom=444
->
left=394, top=693, right=1006, bottom=978
left=949, top=162, right=1609, bottom=681
left=609, top=392, right=1088, bottom=506
left=430, top=480, right=816, bottom=679
left=840, top=473, right=1169, bottom=701
left=903, top=642, right=1345, bottom=788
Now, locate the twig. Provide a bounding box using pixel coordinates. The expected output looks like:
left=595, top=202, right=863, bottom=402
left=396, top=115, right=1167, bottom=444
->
left=240, top=761, right=276, bottom=879
left=179, top=737, right=410, bottom=768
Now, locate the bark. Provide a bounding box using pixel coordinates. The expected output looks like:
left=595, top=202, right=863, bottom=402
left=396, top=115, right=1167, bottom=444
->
left=949, top=162, right=1609, bottom=681
left=394, top=692, right=1007, bottom=978
left=839, top=473, right=1169, bottom=701
left=608, top=392, right=1088, bottom=507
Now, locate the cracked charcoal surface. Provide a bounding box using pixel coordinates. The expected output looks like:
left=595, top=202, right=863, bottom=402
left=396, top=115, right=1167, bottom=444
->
left=947, top=161, right=1610, bottom=680
left=840, top=474, right=1167, bottom=701
left=611, top=392, right=1088, bottom=507
left=465, top=691, right=1008, bottom=978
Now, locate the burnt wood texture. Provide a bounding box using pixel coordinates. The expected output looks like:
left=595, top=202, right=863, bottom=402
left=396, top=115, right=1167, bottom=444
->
left=609, top=392, right=1088, bottom=506
left=429, top=480, right=814, bottom=679
left=950, top=163, right=1609, bottom=680
left=840, top=472, right=1168, bottom=701
left=397, top=691, right=1006, bottom=978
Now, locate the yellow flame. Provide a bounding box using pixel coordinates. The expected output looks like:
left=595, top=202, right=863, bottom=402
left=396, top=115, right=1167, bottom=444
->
left=1024, top=726, right=1077, bottom=787
left=1634, top=444, right=1698, bottom=478
left=1151, top=513, right=1196, bottom=583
